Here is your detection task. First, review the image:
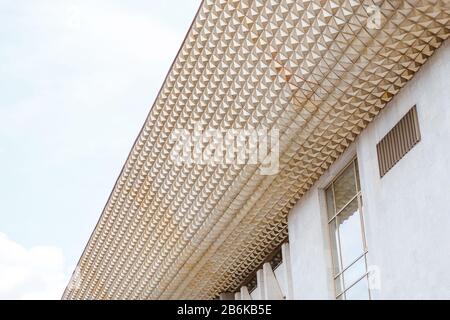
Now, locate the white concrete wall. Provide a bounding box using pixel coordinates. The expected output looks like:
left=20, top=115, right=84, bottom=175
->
left=287, top=40, right=450, bottom=299
left=357, top=40, right=450, bottom=299
left=288, top=187, right=333, bottom=299
left=288, top=144, right=357, bottom=299
left=250, top=287, right=259, bottom=300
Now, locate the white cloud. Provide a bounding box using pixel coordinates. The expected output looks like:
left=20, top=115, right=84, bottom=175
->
left=0, top=232, right=70, bottom=299
left=0, top=0, right=200, bottom=291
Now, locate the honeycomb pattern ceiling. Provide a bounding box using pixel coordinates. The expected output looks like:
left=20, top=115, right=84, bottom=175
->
left=63, top=0, right=449, bottom=299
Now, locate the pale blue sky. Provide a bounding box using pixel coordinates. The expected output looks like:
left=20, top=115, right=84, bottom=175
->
left=0, top=0, right=200, bottom=299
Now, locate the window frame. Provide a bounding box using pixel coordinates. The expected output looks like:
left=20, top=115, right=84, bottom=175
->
left=323, top=157, right=371, bottom=300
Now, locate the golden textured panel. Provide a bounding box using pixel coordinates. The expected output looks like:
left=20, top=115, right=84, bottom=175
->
left=63, top=0, right=449, bottom=300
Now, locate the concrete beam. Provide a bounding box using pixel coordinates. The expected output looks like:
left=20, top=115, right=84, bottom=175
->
left=240, top=286, right=252, bottom=300
left=281, top=243, right=294, bottom=300
left=255, top=269, right=265, bottom=300
left=263, top=263, right=284, bottom=300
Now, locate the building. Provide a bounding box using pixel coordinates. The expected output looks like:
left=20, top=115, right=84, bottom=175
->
left=63, top=0, right=450, bottom=300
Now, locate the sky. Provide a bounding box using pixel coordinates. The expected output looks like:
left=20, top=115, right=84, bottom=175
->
left=0, top=0, right=200, bottom=299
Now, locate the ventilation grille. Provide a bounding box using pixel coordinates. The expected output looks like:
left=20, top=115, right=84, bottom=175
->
left=377, top=106, right=421, bottom=177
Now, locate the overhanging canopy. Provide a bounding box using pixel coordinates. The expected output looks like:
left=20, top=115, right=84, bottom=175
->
left=64, top=0, right=449, bottom=299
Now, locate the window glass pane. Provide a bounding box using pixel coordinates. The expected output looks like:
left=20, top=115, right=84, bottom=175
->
left=345, top=276, right=370, bottom=300
left=326, top=186, right=336, bottom=220
left=333, top=164, right=357, bottom=212
left=343, top=256, right=366, bottom=288
left=329, top=218, right=341, bottom=275
left=337, top=198, right=365, bottom=268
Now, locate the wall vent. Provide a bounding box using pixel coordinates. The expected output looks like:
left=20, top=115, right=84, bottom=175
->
left=376, top=106, right=421, bottom=177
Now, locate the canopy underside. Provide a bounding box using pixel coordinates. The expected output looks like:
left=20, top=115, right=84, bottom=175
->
left=64, top=0, right=449, bottom=300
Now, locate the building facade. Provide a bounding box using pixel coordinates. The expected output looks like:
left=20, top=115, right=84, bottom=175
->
left=234, top=39, right=450, bottom=300
left=63, top=0, right=450, bottom=300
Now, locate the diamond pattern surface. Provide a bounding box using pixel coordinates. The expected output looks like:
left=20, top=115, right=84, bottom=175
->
left=63, top=0, right=449, bottom=300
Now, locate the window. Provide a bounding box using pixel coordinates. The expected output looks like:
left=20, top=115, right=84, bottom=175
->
left=325, top=159, right=370, bottom=300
